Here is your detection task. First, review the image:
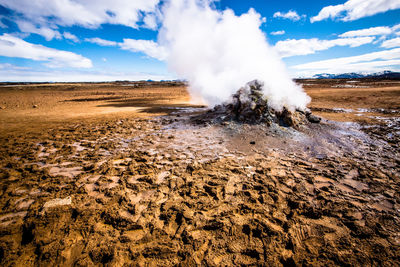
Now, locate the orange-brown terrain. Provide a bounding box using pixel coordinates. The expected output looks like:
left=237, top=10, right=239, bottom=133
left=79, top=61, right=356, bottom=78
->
left=0, top=80, right=399, bottom=266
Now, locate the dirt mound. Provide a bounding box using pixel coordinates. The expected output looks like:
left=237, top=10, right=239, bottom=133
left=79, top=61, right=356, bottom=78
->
left=193, top=80, right=320, bottom=128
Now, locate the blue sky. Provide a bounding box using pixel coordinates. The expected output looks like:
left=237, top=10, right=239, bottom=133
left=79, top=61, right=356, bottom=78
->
left=0, top=0, right=399, bottom=81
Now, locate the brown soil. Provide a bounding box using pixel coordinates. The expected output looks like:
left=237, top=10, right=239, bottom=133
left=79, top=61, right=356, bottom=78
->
left=0, top=80, right=399, bottom=266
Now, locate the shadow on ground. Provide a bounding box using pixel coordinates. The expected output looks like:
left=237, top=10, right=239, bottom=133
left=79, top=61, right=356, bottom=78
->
left=96, top=98, right=206, bottom=114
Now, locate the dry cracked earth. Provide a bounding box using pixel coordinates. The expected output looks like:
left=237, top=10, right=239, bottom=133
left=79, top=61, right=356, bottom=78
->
left=0, top=81, right=399, bottom=266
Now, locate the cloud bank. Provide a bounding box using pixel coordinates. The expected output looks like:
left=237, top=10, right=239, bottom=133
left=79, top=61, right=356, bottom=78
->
left=0, top=68, right=173, bottom=82
left=0, top=0, right=161, bottom=40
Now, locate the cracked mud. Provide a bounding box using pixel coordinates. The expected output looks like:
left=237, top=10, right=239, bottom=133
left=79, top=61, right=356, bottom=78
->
left=0, top=81, right=399, bottom=266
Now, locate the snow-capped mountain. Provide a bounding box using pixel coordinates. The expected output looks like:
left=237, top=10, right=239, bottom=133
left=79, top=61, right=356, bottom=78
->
left=312, top=70, right=400, bottom=79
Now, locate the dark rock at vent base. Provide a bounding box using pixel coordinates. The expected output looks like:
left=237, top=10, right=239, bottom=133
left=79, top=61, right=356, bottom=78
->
left=192, top=80, right=320, bottom=128
left=306, top=112, right=322, bottom=123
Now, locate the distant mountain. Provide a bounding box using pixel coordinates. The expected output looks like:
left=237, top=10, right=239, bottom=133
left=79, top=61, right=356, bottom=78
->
left=312, top=70, right=400, bottom=79
left=371, top=71, right=400, bottom=79
left=313, top=73, right=364, bottom=79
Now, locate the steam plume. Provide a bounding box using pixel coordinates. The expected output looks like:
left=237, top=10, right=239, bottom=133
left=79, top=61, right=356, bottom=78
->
left=159, top=0, right=310, bottom=111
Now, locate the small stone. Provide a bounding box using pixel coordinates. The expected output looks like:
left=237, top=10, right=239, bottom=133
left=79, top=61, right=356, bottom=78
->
left=307, top=113, right=321, bottom=123
left=33, top=105, right=38, bottom=108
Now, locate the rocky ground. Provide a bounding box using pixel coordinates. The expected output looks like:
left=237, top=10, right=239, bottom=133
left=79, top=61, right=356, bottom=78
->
left=0, top=81, right=399, bottom=266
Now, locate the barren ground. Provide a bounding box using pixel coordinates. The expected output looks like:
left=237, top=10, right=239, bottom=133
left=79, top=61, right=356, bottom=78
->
left=0, top=80, right=399, bottom=266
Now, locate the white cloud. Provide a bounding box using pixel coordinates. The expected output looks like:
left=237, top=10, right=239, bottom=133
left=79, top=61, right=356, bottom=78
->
left=85, top=37, right=118, bottom=46
left=0, top=34, right=92, bottom=68
left=0, top=0, right=160, bottom=39
left=292, top=48, right=400, bottom=76
left=15, top=20, right=61, bottom=41
left=381, top=37, right=400, bottom=48
left=63, top=32, right=79, bottom=42
left=119, top=39, right=167, bottom=61
left=311, top=0, right=400, bottom=22
left=340, top=26, right=393, bottom=37
left=273, top=10, right=303, bottom=21
left=275, top=36, right=375, bottom=57
left=270, top=30, right=285, bottom=36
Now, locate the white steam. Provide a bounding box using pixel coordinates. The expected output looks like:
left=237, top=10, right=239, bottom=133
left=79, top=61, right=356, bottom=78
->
left=159, top=0, right=310, bottom=111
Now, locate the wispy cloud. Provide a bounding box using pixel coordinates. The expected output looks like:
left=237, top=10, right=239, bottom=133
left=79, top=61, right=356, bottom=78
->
left=340, top=26, right=392, bottom=37
left=339, top=24, right=400, bottom=38
left=84, top=37, right=167, bottom=61
left=273, top=10, right=304, bottom=21
left=381, top=37, right=400, bottom=48
left=0, top=34, right=92, bottom=68
left=63, top=32, right=79, bottom=43
left=0, top=63, right=30, bottom=70
left=84, top=37, right=118, bottom=46
left=275, top=37, right=375, bottom=58
left=13, top=20, right=80, bottom=42
left=15, top=20, right=62, bottom=41
left=292, top=48, right=400, bottom=76
left=311, top=0, right=400, bottom=22
left=119, top=39, right=167, bottom=61
left=270, top=30, right=285, bottom=36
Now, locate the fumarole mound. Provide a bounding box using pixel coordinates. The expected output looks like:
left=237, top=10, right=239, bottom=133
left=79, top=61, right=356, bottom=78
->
left=193, top=80, right=320, bottom=127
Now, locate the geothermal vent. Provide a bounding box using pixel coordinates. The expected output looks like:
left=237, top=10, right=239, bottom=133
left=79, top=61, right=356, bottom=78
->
left=193, top=80, right=321, bottom=128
